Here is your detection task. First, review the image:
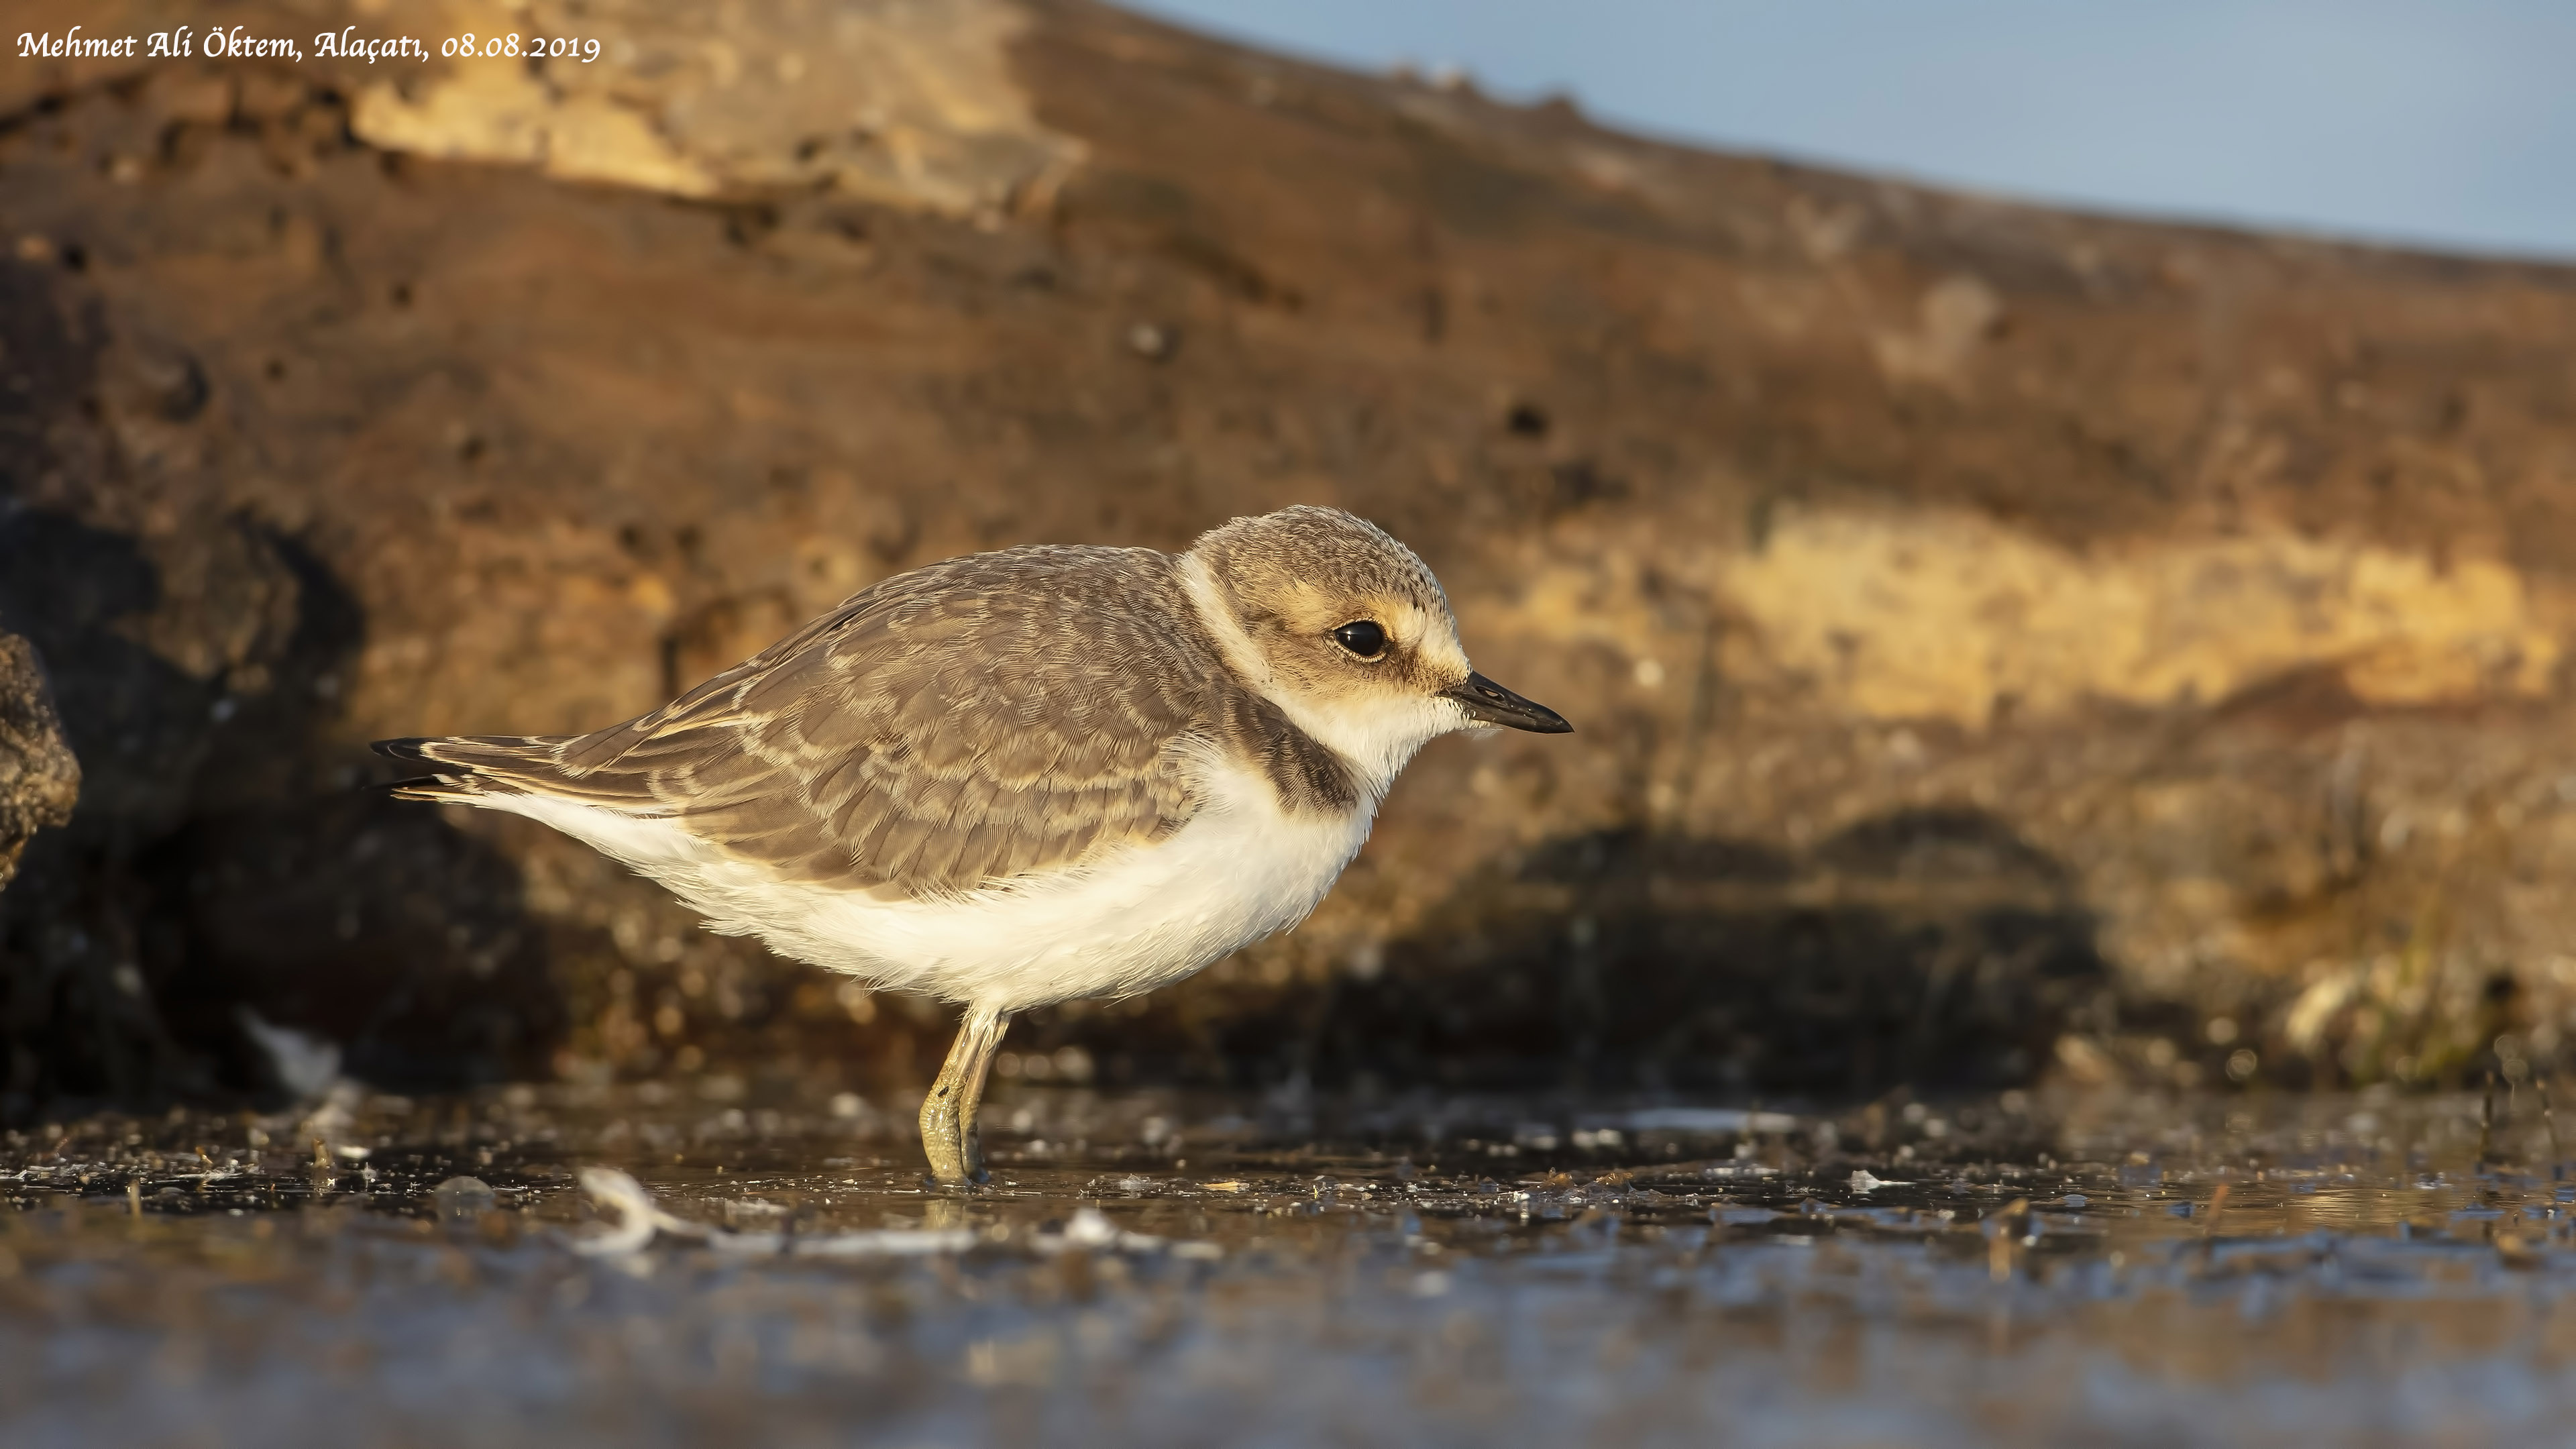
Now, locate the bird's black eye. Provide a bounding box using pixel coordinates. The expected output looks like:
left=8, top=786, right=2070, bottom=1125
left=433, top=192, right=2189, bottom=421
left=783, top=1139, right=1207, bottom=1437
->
left=1332, top=620, right=1388, bottom=659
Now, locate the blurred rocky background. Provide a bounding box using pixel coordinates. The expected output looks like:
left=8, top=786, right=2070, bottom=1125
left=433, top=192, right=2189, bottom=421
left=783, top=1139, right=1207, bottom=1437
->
left=3, top=0, right=2574, bottom=1118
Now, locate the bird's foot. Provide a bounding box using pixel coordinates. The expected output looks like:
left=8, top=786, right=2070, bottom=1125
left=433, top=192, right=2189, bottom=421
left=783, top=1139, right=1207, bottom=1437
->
left=918, top=1165, right=991, bottom=1195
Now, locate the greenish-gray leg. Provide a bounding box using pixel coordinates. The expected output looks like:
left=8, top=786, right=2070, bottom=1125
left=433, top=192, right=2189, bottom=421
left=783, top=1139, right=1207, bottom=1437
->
left=918, top=1004, right=1010, bottom=1185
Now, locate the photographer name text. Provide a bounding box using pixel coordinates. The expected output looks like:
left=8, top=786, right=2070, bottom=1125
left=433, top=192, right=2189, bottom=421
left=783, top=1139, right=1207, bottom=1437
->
left=18, top=26, right=601, bottom=64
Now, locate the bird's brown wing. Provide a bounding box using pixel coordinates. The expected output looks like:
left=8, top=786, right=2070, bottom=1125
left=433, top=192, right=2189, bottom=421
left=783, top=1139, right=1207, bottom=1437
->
left=379, top=547, right=1228, bottom=897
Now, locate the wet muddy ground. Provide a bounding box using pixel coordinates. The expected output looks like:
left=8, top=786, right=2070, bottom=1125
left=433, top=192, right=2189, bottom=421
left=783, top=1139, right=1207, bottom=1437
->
left=4, top=1080, right=2573, bottom=1447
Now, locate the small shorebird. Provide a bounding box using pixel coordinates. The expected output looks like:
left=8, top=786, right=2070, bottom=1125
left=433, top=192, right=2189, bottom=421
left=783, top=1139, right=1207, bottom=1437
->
left=377, top=506, right=1569, bottom=1183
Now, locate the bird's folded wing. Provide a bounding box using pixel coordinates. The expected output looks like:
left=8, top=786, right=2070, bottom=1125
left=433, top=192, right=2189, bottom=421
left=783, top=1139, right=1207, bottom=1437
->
left=409, top=549, right=1220, bottom=897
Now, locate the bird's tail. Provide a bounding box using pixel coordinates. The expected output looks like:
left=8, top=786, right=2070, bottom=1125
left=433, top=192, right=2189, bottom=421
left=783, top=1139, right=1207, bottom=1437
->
left=371, top=735, right=578, bottom=804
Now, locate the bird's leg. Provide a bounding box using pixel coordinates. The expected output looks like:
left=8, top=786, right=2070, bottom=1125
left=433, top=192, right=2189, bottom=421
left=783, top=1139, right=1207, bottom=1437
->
left=919, top=1003, right=1011, bottom=1186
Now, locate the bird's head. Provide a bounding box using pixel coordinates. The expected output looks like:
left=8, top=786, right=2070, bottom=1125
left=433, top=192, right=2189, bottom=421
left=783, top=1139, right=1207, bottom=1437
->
left=1181, top=505, right=1570, bottom=794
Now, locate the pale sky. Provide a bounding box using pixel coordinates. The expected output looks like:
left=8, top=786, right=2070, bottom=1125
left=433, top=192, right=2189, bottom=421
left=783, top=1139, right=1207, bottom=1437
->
left=1124, top=0, right=2576, bottom=261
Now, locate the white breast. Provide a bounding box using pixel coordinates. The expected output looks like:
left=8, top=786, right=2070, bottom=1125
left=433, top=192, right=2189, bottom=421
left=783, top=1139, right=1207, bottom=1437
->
left=476, top=751, right=1379, bottom=1011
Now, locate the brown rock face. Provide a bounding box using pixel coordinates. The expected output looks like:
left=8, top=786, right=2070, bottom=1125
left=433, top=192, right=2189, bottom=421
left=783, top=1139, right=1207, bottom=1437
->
left=0, top=634, right=80, bottom=890
left=4, top=0, right=2575, bottom=1109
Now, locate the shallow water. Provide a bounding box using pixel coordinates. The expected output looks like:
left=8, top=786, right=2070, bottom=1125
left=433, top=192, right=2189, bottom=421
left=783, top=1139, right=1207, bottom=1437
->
left=4, top=1079, right=2573, bottom=1447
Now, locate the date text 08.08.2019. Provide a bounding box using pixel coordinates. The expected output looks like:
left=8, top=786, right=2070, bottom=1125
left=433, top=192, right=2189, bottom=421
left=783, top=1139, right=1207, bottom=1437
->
left=442, top=34, right=600, bottom=62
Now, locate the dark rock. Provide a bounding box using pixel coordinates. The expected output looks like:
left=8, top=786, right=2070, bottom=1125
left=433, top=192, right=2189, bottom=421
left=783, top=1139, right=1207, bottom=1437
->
left=3, top=0, right=2575, bottom=1104
left=0, top=633, right=78, bottom=890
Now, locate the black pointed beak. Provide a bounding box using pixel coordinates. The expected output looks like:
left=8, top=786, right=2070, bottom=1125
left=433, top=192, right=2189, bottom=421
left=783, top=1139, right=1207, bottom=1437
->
left=1444, top=672, right=1573, bottom=733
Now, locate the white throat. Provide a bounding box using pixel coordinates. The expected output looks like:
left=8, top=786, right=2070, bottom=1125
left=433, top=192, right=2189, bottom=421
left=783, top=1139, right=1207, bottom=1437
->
left=1177, top=553, right=1468, bottom=802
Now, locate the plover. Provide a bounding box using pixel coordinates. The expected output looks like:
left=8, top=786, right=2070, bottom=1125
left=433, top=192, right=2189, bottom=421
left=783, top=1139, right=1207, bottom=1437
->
left=376, top=506, right=1569, bottom=1183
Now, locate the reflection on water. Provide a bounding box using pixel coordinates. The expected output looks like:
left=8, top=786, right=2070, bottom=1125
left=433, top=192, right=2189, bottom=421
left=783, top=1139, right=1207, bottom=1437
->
left=4, top=1081, right=2573, bottom=1446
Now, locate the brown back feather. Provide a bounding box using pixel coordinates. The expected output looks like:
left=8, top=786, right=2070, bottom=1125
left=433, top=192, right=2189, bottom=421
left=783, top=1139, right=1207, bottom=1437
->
left=390, top=545, right=1355, bottom=897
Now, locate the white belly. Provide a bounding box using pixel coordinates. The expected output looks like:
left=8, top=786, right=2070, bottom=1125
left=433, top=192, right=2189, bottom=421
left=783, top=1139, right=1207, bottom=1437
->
left=476, top=757, right=1377, bottom=1010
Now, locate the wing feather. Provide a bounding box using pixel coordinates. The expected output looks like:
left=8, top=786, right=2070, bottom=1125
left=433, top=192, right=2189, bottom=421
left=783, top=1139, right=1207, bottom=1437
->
left=378, top=547, right=1228, bottom=897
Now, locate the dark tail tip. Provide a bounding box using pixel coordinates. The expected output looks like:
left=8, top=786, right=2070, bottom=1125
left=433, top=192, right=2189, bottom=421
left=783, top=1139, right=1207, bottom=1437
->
left=372, top=739, right=467, bottom=800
